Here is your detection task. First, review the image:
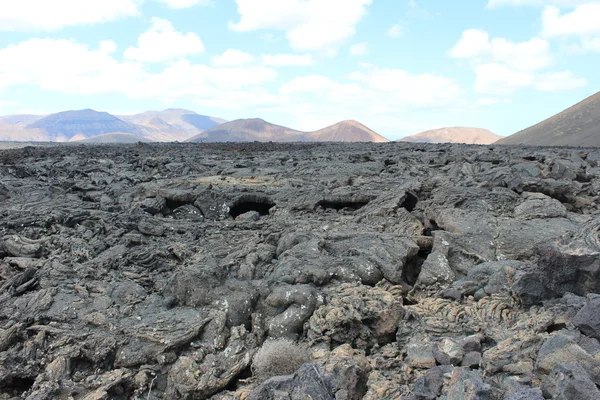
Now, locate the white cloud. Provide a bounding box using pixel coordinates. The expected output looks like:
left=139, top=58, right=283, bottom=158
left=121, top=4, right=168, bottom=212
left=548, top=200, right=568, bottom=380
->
left=99, top=40, right=118, bottom=54
left=261, top=53, right=313, bottom=66
left=349, top=42, right=368, bottom=56
left=0, top=39, right=138, bottom=95
left=571, top=36, right=600, bottom=52
left=474, top=63, right=533, bottom=95
left=541, top=4, right=600, bottom=37
left=273, top=70, right=464, bottom=135
left=491, top=37, right=553, bottom=71
left=153, top=0, right=212, bottom=8
left=448, top=29, right=492, bottom=59
left=449, top=28, right=585, bottom=94
left=212, top=49, right=255, bottom=67
left=0, top=38, right=278, bottom=111
left=534, top=71, right=587, bottom=91
left=476, top=97, right=512, bottom=106
left=387, top=24, right=405, bottom=38
left=0, top=0, right=218, bottom=31
left=0, top=0, right=140, bottom=31
left=449, top=29, right=553, bottom=72
left=487, top=0, right=588, bottom=8
left=348, top=66, right=464, bottom=107
left=281, top=75, right=362, bottom=97
left=124, top=18, right=205, bottom=63
left=229, top=0, right=372, bottom=53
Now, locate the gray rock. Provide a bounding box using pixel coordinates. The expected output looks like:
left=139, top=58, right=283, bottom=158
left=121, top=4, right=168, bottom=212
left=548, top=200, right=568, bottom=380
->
left=543, top=362, right=600, bottom=400
left=573, top=295, right=600, bottom=340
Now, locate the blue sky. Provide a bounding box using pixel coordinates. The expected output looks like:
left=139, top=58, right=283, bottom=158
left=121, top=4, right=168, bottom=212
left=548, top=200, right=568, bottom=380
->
left=0, top=0, right=599, bottom=139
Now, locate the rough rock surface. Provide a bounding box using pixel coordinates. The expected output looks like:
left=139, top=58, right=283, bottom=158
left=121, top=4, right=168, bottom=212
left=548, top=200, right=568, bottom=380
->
left=0, top=141, right=599, bottom=399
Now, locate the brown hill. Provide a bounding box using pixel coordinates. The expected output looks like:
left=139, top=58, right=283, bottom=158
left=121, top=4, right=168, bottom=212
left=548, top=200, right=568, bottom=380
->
left=399, top=127, right=502, bottom=144
left=187, top=118, right=390, bottom=143
left=496, top=91, right=600, bottom=146
left=186, top=118, right=306, bottom=142
left=307, top=120, right=389, bottom=142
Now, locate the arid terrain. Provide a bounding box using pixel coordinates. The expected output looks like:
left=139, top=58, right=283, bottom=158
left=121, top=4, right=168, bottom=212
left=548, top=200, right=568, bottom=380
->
left=1, top=141, right=600, bottom=399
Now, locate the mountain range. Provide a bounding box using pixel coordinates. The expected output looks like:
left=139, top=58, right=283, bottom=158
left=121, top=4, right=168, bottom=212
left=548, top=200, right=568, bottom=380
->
left=2, top=89, right=600, bottom=146
left=0, top=110, right=391, bottom=143
left=0, top=109, right=224, bottom=143
left=186, top=118, right=389, bottom=143
left=399, top=127, right=502, bottom=145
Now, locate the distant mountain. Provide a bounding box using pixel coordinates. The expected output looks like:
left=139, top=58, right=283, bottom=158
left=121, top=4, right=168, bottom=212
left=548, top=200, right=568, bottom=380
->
left=186, top=118, right=390, bottom=143
left=74, top=132, right=149, bottom=143
left=307, top=120, right=389, bottom=142
left=27, top=109, right=139, bottom=141
left=119, top=109, right=225, bottom=142
left=1, top=110, right=391, bottom=143
left=496, top=91, right=600, bottom=146
left=399, top=127, right=502, bottom=144
left=0, top=109, right=227, bottom=142
left=186, top=118, right=306, bottom=142
left=181, top=114, right=227, bottom=130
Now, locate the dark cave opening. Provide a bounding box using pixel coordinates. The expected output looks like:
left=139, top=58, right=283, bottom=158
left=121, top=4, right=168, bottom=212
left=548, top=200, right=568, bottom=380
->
left=165, top=198, right=195, bottom=212
left=1, top=377, right=35, bottom=395
left=546, top=322, right=567, bottom=334
left=400, top=192, right=418, bottom=212
left=403, top=247, right=432, bottom=286
left=316, top=199, right=370, bottom=211
left=229, top=195, right=276, bottom=219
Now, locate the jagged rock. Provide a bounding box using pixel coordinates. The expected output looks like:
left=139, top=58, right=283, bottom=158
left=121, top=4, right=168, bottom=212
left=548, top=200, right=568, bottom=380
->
left=138, top=196, right=167, bottom=215
left=461, top=351, right=482, bottom=369
left=409, top=366, right=452, bottom=400
left=137, top=219, right=165, bottom=236
left=573, top=295, right=600, bottom=340
left=445, top=367, right=499, bottom=400
left=406, top=341, right=437, bottom=369
left=247, top=344, right=369, bottom=400
left=1, top=142, right=600, bottom=399
left=514, top=192, right=567, bottom=219
left=307, top=283, right=404, bottom=349
left=167, top=326, right=257, bottom=399
left=433, top=338, right=464, bottom=366
left=264, top=284, right=318, bottom=339
left=505, top=388, right=544, bottom=400
left=514, top=243, right=600, bottom=305
left=536, top=330, right=600, bottom=386
left=542, top=362, right=600, bottom=400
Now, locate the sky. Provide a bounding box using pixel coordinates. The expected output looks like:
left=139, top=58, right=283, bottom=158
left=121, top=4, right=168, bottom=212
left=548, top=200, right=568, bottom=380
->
left=0, top=0, right=599, bottom=140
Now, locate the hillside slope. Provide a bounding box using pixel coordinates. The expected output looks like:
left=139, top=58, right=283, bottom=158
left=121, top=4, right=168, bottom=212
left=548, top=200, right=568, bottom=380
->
left=119, top=109, right=225, bottom=142
left=186, top=118, right=306, bottom=142
left=307, top=120, right=390, bottom=142
left=497, top=91, right=600, bottom=146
